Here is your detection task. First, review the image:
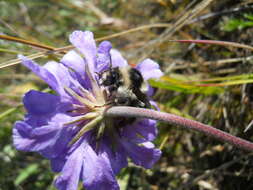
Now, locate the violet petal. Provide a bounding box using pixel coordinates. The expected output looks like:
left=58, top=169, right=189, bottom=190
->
left=122, top=119, right=157, bottom=143
left=96, top=41, right=112, bottom=72
left=82, top=145, right=119, bottom=190
left=121, top=140, right=161, bottom=169
left=136, top=58, right=163, bottom=80
left=110, top=49, right=128, bottom=68
left=55, top=142, right=85, bottom=190
left=61, top=50, right=86, bottom=76
left=23, top=90, right=59, bottom=116
left=69, top=31, right=96, bottom=74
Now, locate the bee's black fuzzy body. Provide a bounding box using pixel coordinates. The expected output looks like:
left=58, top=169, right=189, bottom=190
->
left=100, top=66, right=151, bottom=109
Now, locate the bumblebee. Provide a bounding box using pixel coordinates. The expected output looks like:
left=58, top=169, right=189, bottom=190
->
left=100, top=65, right=151, bottom=108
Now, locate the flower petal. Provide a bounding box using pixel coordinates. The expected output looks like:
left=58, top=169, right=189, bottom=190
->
left=19, top=55, right=59, bottom=92
left=43, top=61, right=83, bottom=100
left=55, top=142, right=85, bottom=190
left=15, top=90, right=75, bottom=158
left=22, top=90, right=71, bottom=125
left=35, top=115, right=74, bottom=158
left=110, top=49, right=128, bottom=68
left=13, top=121, right=36, bottom=151
left=13, top=105, right=74, bottom=159
left=51, top=156, right=66, bottom=172
left=69, top=31, right=96, bottom=73
left=100, top=140, right=128, bottom=175
left=98, top=41, right=112, bottom=54
left=82, top=145, right=119, bottom=190
left=136, top=58, right=163, bottom=80
left=61, top=50, right=86, bottom=76
left=19, top=55, right=81, bottom=101
left=13, top=121, right=60, bottom=153
left=121, top=140, right=161, bottom=169
left=96, top=41, right=112, bottom=72
left=122, top=119, right=157, bottom=143
left=23, top=90, right=59, bottom=116
left=137, top=119, right=157, bottom=141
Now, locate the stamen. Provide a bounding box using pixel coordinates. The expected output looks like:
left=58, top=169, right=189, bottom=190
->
left=67, top=104, right=89, bottom=114
left=79, top=87, right=97, bottom=103
left=64, top=112, right=99, bottom=126
left=95, top=122, right=106, bottom=151
left=64, top=87, right=95, bottom=109
left=69, top=115, right=103, bottom=145
left=96, top=122, right=105, bottom=140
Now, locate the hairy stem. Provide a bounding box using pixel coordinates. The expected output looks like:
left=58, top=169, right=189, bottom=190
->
left=105, top=106, right=253, bottom=152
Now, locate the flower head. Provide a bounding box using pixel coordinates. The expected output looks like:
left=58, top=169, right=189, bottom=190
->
left=13, top=31, right=163, bottom=190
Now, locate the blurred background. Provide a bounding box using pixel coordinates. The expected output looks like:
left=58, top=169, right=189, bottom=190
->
left=1, top=0, right=253, bottom=189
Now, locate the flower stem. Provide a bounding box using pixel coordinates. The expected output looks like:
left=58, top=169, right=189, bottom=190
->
left=105, top=106, right=253, bottom=152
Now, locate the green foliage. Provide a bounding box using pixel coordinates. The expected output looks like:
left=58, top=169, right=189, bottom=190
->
left=14, top=164, right=39, bottom=186
left=222, top=13, right=253, bottom=32
left=149, top=75, right=224, bottom=95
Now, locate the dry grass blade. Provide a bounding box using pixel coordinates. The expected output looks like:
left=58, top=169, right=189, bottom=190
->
left=0, top=34, right=55, bottom=51
left=0, top=23, right=171, bottom=69
left=170, top=39, right=253, bottom=52
left=0, top=52, right=45, bottom=69
left=128, top=0, right=216, bottom=59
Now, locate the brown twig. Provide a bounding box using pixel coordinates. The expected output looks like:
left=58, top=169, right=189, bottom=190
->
left=0, top=34, right=56, bottom=51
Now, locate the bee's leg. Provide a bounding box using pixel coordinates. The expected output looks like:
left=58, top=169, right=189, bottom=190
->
left=132, top=88, right=151, bottom=108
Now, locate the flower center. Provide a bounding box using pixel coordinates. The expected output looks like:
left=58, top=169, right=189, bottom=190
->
left=63, top=65, right=110, bottom=145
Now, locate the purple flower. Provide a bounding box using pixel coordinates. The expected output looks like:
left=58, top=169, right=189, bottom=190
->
left=13, top=31, right=163, bottom=190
